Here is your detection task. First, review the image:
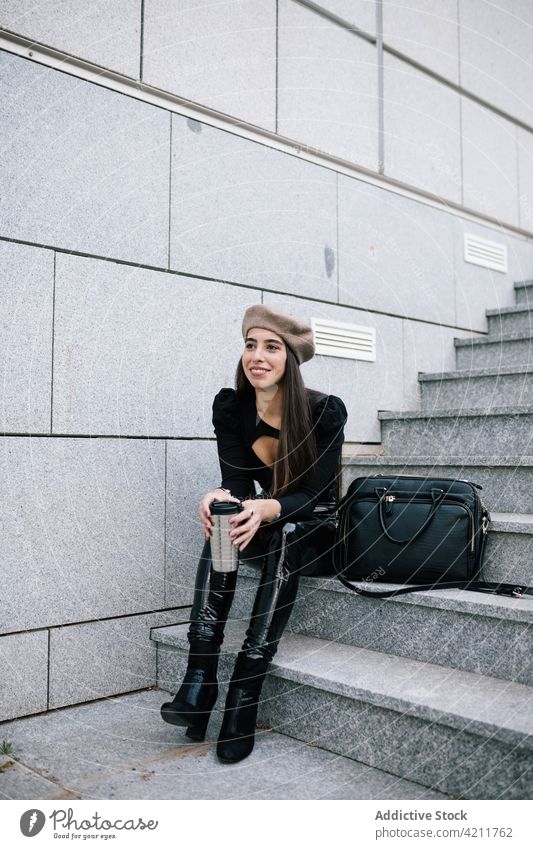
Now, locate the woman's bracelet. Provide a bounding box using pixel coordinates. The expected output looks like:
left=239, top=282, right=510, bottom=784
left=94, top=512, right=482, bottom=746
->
left=217, top=487, right=243, bottom=504
left=217, top=487, right=279, bottom=519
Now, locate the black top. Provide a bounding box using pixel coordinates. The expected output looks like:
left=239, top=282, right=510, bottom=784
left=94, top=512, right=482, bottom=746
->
left=212, top=387, right=348, bottom=523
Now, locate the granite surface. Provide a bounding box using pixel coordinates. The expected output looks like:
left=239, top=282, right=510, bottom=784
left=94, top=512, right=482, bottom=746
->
left=0, top=436, right=166, bottom=633
left=343, top=455, right=533, bottom=513
left=0, top=690, right=445, bottom=800
left=169, top=112, right=338, bottom=300
left=260, top=675, right=532, bottom=799
left=378, top=407, right=533, bottom=455
left=153, top=623, right=533, bottom=799
left=231, top=567, right=533, bottom=686
left=52, top=253, right=259, bottom=436
left=383, top=53, right=461, bottom=203
left=143, top=0, right=276, bottom=131
left=277, top=0, right=379, bottom=170
left=459, top=0, right=533, bottom=128
left=337, top=176, right=456, bottom=326
left=0, top=631, right=48, bottom=722
left=153, top=624, right=533, bottom=742
left=461, top=98, right=518, bottom=227
left=0, top=52, right=169, bottom=265
left=48, top=609, right=182, bottom=710
left=0, top=0, right=141, bottom=78
left=0, top=241, right=54, bottom=433
left=316, top=0, right=377, bottom=35
left=514, top=282, right=533, bottom=304
left=383, top=0, right=459, bottom=82
left=420, top=369, right=533, bottom=410
left=455, top=335, right=532, bottom=369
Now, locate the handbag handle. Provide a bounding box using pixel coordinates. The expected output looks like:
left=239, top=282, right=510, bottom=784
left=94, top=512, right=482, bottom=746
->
left=377, top=487, right=446, bottom=545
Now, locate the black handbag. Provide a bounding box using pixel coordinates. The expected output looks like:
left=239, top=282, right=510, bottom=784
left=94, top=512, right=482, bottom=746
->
left=332, top=474, right=532, bottom=599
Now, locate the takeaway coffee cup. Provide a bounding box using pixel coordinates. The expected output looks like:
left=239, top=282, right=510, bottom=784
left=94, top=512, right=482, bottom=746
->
left=210, top=501, right=243, bottom=572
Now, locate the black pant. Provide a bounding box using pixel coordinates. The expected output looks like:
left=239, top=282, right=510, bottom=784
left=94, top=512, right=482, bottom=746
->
left=188, top=522, right=301, bottom=663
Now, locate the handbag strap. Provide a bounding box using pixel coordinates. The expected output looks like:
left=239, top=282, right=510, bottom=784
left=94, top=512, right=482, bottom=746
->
left=334, top=572, right=533, bottom=599
left=376, top=486, right=446, bottom=545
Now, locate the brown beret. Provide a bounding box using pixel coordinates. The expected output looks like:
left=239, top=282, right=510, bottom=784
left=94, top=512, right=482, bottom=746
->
left=242, top=304, right=315, bottom=365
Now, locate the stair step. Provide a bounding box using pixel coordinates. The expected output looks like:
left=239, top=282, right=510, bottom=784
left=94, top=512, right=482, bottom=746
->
left=230, top=562, right=533, bottom=685
left=454, top=332, right=532, bottom=368
left=483, top=513, right=533, bottom=584
left=342, top=455, right=533, bottom=513
left=418, top=365, right=533, bottom=409
left=514, top=280, right=533, bottom=305
left=378, top=405, right=533, bottom=455
left=486, top=305, right=533, bottom=336
left=0, top=689, right=447, bottom=800
left=152, top=621, right=533, bottom=799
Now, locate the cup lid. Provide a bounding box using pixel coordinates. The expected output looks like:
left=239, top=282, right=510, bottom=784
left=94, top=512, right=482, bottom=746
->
left=210, top=501, right=243, bottom=515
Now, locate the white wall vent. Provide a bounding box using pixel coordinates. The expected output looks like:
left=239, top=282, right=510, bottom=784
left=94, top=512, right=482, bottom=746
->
left=311, top=317, right=376, bottom=361
left=464, top=233, right=508, bottom=272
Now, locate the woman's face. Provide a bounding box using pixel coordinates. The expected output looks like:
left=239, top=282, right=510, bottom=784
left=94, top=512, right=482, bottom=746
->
left=242, top=327, right=287, bottom=389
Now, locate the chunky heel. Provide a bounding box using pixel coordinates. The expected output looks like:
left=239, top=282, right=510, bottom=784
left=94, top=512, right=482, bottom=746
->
left=186, top=712, right=211, bottom=742
left=160, top=707, right=210, bottom=741
left=161, top=694, right=217, bottom=738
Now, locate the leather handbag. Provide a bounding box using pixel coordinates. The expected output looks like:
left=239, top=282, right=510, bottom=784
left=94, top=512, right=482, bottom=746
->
left=332, top=474, right=532, bottom=599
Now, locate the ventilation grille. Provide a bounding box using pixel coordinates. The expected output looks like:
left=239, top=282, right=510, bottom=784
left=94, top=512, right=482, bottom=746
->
left=464, top=233, right=508, bottom=272
left=312, top=317, right=376, bottom=361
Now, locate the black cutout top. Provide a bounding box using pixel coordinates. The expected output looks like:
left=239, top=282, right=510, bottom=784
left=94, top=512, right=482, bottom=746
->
left=212, top=387, right=348, bottom=523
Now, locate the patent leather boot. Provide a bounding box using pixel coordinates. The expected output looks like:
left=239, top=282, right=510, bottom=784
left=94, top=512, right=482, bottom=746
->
left=217, top=523, right=300, bottom=762
left=161, top=538, right=238, bottom=740
left=216, top=652, right=270, bottom=762
left=160, top=641, right=220, bottom=740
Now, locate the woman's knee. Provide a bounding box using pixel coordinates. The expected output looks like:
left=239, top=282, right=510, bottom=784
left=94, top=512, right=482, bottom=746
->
left=238, top=521, right=305, bottom=575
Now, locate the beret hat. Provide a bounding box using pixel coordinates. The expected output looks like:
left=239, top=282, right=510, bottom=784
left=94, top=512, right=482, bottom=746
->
left=241, top=304, right=315, bottom=365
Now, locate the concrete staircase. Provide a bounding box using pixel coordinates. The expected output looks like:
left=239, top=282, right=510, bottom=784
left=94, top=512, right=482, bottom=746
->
left=152, top=280, right=533, bottom=800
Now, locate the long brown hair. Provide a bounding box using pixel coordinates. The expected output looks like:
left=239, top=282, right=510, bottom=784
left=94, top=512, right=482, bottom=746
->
left=235, top=344, right=327, bottom=499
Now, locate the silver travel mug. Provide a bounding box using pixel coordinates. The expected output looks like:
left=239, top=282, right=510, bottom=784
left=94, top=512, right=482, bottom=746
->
left=210, top=501, right=243, bottom=573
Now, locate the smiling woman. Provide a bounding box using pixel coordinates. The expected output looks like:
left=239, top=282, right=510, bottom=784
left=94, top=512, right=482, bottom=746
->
left=161, top=303, right=348, bottom=765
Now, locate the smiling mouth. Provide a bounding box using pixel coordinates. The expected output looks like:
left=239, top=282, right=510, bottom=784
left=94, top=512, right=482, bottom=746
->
left=250, top=368, right=270, bottom=375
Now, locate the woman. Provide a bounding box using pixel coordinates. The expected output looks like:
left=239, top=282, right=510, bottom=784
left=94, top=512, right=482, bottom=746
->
left=161, top=304, right=348, bottom=764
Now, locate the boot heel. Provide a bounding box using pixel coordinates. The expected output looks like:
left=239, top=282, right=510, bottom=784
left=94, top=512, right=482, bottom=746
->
left=186, top=712, right=211, bottom=742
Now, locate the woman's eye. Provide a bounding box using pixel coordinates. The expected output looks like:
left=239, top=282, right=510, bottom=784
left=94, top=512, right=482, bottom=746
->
left=245, top=343, right=278, bottom=351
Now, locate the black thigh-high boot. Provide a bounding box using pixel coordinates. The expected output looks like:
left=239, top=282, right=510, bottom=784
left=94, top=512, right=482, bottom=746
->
left=217, top=523, right=300, bottom=763
left=161, top=537, right=238, bottom=741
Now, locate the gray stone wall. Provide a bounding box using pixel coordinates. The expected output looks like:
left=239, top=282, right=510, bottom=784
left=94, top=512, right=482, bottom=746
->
left=1, top=0, right=533, bottom=720
left=2, top=1, right=533, bottom=224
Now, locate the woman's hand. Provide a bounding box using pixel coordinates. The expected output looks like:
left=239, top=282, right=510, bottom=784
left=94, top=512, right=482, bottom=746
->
left=227, top=498, right=279, bottom=552
left=199, top=488, right=242, bottom=540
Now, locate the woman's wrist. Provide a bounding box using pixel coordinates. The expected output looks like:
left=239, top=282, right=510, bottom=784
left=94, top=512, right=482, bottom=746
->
left=266, top=499, right=282, bottom=522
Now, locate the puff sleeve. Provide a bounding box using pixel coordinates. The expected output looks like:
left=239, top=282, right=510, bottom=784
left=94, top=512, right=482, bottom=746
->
left=212, top=388, right=254, bottom=501
left=275, top=394, right=348, bottom=522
